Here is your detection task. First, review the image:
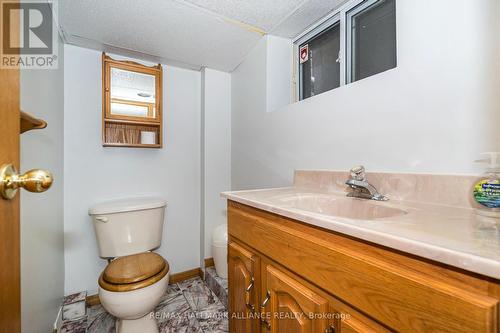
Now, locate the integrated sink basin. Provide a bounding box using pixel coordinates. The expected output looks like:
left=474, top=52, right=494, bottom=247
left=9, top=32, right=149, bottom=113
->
left=222, top=170, right=500, bottom=280
left=271, top=193, right=408, bottom=220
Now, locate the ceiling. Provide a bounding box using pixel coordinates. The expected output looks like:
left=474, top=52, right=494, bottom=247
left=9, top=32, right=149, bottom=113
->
left=59, top=0, right=348, bottom=72
left=111, top=68, right=156, bottom=103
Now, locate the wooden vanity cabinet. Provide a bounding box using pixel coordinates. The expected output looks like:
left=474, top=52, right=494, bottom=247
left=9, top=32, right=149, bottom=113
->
left=229, top=242, right=389, bottom=333
left=227, top=200, right=500, bottom=333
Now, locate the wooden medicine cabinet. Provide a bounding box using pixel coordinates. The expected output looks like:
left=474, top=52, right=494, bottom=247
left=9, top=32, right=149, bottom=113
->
left=102, top=53, right=163, bottom=148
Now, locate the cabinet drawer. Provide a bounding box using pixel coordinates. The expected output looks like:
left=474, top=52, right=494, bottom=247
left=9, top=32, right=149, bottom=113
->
left=228, top=201, right=499, bottom=333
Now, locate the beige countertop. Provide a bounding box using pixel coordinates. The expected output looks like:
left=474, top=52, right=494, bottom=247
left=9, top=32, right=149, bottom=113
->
left=222, top=170, right=500, bottom=280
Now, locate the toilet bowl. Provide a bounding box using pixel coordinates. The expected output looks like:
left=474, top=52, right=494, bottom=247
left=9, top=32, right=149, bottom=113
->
left=98, top=252, right=170, bottom=333
left=89, top=197, right=168, bottom=333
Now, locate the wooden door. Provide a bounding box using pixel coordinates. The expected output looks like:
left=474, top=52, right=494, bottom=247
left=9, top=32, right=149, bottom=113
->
left=228, top=241, right=261, bottom=333
left=262, top=264, right=333, bottom=333
left=0, top=0, right=21, bottom=330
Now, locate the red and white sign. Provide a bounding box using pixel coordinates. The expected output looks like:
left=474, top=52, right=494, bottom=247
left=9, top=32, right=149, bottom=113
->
left=299, top=44, right=309, bottom=64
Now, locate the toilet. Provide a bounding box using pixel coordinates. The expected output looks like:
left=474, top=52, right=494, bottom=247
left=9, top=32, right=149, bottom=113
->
left=88, top=197, right=169, bottom=333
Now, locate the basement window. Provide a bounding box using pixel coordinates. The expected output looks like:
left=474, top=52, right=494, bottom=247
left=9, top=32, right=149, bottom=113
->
left=295, top=0, right=396, bottom=101
left=299, top=22, right=341, bottom=100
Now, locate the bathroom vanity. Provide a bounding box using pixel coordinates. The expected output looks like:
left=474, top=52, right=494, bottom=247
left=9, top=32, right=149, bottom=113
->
left=223, top=171, right=500, bottom=333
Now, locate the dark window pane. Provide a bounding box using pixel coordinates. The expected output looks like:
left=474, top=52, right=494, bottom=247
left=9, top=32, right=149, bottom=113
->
left=300, top=23, right=340, bottom=100
left=350, top=0, right=396, bottom=82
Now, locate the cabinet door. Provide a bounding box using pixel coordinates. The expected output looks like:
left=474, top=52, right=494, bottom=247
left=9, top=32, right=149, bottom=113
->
left=261, top=264, right=334, bottom=333
left=228, top=241, right=260, bottom=333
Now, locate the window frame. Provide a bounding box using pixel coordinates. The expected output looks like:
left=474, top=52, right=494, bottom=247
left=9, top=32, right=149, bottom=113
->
left=293, top=0, right=395, bottom=101
left=346, top=0, right=386, bottom=84
left=295, top=14, right=341, bottom=101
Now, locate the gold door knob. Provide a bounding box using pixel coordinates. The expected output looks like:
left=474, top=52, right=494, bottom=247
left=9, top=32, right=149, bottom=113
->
left=0, top=164, right=53, bottom=200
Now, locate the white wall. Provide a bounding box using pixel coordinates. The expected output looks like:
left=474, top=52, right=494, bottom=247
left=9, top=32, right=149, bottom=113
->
left=232, top=0, right=500, bottom=190
left=266, top=35, right=293, bottom=112
left=63, top=45, right=201, bottom=294
left=232, top=38, right=268, bottom=189
left=201, top=68, right=231, bottom=260
left=20, top=40, right=65, bottom=332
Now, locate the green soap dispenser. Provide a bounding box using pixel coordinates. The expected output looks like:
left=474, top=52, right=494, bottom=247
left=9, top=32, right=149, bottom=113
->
left=473, top=152, right=500, bottom=222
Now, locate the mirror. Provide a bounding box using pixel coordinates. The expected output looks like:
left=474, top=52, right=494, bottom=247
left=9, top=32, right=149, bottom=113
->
left=110, top=67, right=156, bottom=119
left=102, top=54, right=163, bottom=148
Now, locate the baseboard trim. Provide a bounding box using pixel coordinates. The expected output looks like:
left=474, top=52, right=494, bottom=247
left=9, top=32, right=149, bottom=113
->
left=204, top=257, right=214, bottom=268
left=86, top=267, right=203, bottom=306
left=86, top=294, right=100, bottom=307
left=170, top=268, right=203, bottom=284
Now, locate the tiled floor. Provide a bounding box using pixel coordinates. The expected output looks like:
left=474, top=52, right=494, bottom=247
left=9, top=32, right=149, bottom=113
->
left=72, top=277, right=228, bottom=333
left=204, top=267, right=228, bottom=309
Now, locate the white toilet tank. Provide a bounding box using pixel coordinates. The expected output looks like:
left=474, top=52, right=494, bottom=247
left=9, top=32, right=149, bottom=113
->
left=89, top=197, right=167, bottom=258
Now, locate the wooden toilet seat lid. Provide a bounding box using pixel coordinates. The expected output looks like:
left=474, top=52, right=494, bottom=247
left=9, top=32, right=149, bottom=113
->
left=99, top=252, right=169, bottom=292
left=102, top=252, right=167, bottom=284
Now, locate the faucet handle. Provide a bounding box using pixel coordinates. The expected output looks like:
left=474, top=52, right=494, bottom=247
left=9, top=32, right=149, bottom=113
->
left=350, top=165, right=366, bottom=181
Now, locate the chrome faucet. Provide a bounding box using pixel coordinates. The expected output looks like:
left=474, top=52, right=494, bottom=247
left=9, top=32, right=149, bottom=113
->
left=345, top=166, right=388, bottom=201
